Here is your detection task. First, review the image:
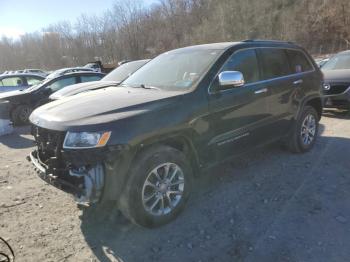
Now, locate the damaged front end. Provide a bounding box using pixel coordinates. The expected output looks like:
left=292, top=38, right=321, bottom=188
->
left=28, top=126, right=105, bottom=206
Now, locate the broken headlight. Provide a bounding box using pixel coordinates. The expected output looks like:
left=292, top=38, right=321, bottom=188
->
left=63, top=131, right=111, bottom=149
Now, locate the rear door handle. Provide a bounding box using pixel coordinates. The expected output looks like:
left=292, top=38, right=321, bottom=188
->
left=293, top=79, right=303, bottom=85
left=254, top=88, right=268, bottom=94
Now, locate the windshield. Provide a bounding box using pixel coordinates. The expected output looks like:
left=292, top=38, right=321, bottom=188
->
left=46, top=70, right=63, bottom=79
left=102, top=60, right=149, bottom=82
left=322, top=53, right=350, bottom=70
left=122, top=49, right=221, bottom=91
left=24, top=78, right=50, bottom=92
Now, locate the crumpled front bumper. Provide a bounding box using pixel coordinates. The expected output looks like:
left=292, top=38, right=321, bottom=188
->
left=28, top=150, right=105, bottom=206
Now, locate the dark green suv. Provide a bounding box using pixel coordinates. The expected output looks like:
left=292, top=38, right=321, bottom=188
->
left=28, top=40, right=323, bottom=227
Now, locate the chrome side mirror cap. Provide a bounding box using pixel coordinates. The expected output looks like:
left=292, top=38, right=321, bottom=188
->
left=218, top=71, right=245, bottom=88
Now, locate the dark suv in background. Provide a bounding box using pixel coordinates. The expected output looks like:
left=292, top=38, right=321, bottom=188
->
left=322, top=50, right=350, bottom=111
left=28, top=40, right=323, bottom=227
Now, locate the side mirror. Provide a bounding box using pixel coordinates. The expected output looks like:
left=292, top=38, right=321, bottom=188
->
left=218, top=71, right=245, bottom=88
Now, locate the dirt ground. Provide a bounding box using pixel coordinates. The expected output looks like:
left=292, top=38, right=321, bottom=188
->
left=0, top=110, right=350, bottom=262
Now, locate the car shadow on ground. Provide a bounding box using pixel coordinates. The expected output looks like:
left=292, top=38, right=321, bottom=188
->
left=79, top=124, right=350, bottom=262
left=323, top=109, right=350, bottom=120
left=0, top=126, right=33, bottom=149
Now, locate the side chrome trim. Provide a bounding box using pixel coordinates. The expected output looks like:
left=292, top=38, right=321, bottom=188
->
left=254, top=88, right=268, bottom=94
left=293, top=79, right=304, bottom=85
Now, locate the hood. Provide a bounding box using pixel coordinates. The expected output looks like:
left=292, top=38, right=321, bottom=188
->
left=30, top=86, right=183, bottom=131
left=50, top=80, right=120, bottom=100
left=322, top=69, right=350, bottom=83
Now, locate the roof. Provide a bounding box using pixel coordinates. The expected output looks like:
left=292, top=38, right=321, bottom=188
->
left=54, top=67, right=94, bottom=73
left=68, top=67, right=93, bottom=70
left=174, top=42, right=239, bottom=52
left=46, top=67, right=101, bottom=79
left=126, top=59, right=151, bottom=64
left=0, top=73, right=45, bottom=79
left=52, top=71, right=105, bottom=78
left=242, top=39, right=295, bottom=44
left=171, top=40, right=298, bottom=53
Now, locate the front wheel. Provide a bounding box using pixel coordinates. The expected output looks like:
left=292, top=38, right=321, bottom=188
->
left=287, top=105, right=319, bottom=153
left=119, top=146, right=193, bottom=227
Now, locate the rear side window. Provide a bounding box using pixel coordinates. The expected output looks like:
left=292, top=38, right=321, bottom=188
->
left=221, top=49, right=260, bottom=84
left=259, top=48, right=291, bottom=80
left=286, top=49, right=313, bottom=73
left=0, top=77, right=24, bottom=86
left=80, top=75, right=102, bottom=82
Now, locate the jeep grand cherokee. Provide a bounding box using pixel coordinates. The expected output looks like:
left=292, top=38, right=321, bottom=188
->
left=28, top=40, right=323, bottom=227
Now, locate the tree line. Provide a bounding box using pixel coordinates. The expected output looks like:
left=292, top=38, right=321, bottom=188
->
left=0, top=0, right=349, bottom=71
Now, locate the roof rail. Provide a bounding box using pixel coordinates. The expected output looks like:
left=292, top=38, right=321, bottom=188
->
left=242, top=39, right=295, bottom=44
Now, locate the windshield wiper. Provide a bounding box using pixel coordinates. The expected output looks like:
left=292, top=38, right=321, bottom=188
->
left=119, top=83, right=160, bottom=90
left=139, top=84, right=160, bottom=90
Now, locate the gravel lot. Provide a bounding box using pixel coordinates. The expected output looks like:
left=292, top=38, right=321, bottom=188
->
left=0, top=110, right=350, bottom=262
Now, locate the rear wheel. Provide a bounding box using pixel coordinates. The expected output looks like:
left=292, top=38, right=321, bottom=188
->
left=11, top=105, right=32, bottom=125
left=287, top=105, right=319, bottom=153
left=119, top=145, right=193, bottom=227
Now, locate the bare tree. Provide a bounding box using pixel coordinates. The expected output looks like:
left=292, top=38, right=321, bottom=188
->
left=1, top=0, right=349, bottom=71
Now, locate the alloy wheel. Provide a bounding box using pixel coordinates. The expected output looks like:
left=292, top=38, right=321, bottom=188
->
left=300, top=113, right=316, bottom=146
left=142, top=162, right=185, bottom=216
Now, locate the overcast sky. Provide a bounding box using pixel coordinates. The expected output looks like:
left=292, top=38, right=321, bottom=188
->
left=0, top=0, right=158, bottom=39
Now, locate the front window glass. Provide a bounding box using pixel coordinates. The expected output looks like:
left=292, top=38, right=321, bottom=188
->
left=122, top=49, right=222, bottom=91
left=220, top=49, right=260, bottom=84
left=103, top=60, right=148, bottom=82
left=322, top=53, right=350, bottom=70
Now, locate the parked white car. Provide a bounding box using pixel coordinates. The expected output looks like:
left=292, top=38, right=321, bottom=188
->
left=23, top=69, right=48, bottom=77
left=46, top=67, right=95, bottom=79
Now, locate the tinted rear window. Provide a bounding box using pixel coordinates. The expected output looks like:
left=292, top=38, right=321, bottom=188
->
left=259, top=48, right=291, bottom=80
left=286, top=49, right=313, bottom=73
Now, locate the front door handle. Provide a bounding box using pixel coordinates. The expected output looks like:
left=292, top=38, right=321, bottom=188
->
left=293, top=79, right=303, bottom=85
left=254, top=88, right=268, bottom=94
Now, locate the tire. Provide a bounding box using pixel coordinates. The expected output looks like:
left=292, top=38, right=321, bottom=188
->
left=11, top=105, right=32, bottom=126
left=119, top=145, right=193, bottom=228
left=287, top=105, right=319, bottom=153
